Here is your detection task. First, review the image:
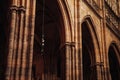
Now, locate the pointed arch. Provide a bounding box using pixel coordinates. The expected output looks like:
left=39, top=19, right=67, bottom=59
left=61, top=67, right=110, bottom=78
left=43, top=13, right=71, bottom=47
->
left=108, top=41, right=120, bottom=56
left=81, top=15, right=101, bottom=62
left=57, top=0, right=73, bottom=43
left=108, top=41, right=120, bottom=65
left=33, top=0, right=73, bottom=80
left=108, top=41, right=120, bottom=80
left=82, top=15, right=100, bottom=52
left=81, top=15, right=101, bottom=80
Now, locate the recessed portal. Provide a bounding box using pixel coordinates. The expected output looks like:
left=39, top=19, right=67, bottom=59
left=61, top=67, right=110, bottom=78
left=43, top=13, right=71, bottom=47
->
left=108, top=45, right=120, bottom=80
left=82, top=21, right=97, bottom=80
left=33, top=0, right=65, bottom=80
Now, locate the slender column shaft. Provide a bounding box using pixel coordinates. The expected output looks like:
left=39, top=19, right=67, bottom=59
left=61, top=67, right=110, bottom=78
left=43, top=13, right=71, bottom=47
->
left=79, top=20, right=83, bottom=80
left=20, top=0, right=29, bottom=80
left=65, top=42, right=75, bottom=80
left=20, top=0, right=36, bottom=79
left=96, top=62, right=103, bottom=80
left=75, top=46, right=80, bottom=80
left=72, top=46, right=76, bottom=80
left=57, top=0, right=72, bottom=79
left=66, top=47, right=70, bottom=80
left=65, top=43, right=71, bottom=80
left=28, top=0, right=36, bottom=80
left=5, top=0, right=18, bottom=79
left=74, top=0, right=80, bottom=79
left=69, top=45, right=72, bottom=80
left=15, top=9, right=25, bottom=80
left=10, top=7, right=19, bottom=80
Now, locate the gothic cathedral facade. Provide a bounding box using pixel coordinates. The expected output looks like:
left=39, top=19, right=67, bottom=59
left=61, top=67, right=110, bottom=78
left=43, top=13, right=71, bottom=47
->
left=0, top=0, right=120, bottom=80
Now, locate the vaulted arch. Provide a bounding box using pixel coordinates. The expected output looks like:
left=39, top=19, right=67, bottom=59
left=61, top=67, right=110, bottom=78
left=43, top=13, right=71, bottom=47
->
left=108, top=42, right=120, bottom=80
left=33, top=0, right=72, bottom=80
left=81, top=16, right=101, bottom=80
left=82, top=15, right=100, bottom=50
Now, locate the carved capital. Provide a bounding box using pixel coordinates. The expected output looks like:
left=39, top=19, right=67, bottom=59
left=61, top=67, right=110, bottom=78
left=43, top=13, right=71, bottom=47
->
left=65, top=42, right=75, bottom=47
left=10, top=5, right=26, bottom=13
left=18, top=6, right=26, bottom=13
left=91, top=62, right=104, bottom=67
left=10, top=5, right=19, bottom=12
left=96, top=62, right=104, bottom=66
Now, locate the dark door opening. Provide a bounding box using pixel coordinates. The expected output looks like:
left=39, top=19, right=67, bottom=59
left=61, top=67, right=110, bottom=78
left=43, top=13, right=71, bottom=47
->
left=82, top=22, right=97, bottom=80
left=82, top=43, right=92, bottom=80
left=108, top=45, right=120, bottom=80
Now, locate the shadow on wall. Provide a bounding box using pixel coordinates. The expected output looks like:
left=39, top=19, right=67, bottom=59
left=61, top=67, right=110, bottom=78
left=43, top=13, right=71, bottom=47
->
left=0, top=0, right=10, bottom=79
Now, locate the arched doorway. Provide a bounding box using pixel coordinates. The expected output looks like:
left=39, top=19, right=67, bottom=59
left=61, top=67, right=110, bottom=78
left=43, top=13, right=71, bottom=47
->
left=33, top=0, right=65, bottom=80
left=108, top=44, right=120, bottom=80
left=82, top=21, right=97, bottom=80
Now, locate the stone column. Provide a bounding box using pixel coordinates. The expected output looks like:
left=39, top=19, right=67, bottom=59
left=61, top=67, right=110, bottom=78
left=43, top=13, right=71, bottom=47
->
left=20, top=0, right=36, bottom=80
left=65, top=42, right=72, bottom=80
left=57, top=0, right=73, bottom=80
left=28, top=0, right=36, bottom=79
left=75, top=43, right=80, bottom=80
left=74, top=0, right=80, bottom=79
left=96, top=62, right=104, bottom=80
left=10, top=2, right=19, bottom=80
left=10, top=11, right=19, bottom=80
left=15, top=0, right=26, bottom=79
left=79, top=18, right=83, bottom=80
left=6, top=0, right=36, bottom=80
left=72, top=43, right=75, bottom=80
left=79, top=23, right=83, bottom=80
left=105, top=67, right=111, bottom=80
left=20, top=0, right=30, bottom=79
left=5, top=0, right=18, bottom=79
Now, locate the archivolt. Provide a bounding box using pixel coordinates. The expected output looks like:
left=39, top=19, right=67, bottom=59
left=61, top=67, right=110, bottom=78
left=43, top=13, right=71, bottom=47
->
left=81, top=15, right=101, bottom=62
left=57, top=0, right=73, bottom=42
left=82, top=15, right=100, bottom=50
left=108, top=41, right=120, bottom=63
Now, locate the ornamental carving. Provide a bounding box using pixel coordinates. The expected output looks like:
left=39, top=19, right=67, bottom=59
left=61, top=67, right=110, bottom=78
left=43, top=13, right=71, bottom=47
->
left=84, top=0, right=101, bottom=13
left=105, top=2, right=119, bottom=29
left=105, top=2, right=120, bottom=38
left=105, top=0, right=119, bottom=16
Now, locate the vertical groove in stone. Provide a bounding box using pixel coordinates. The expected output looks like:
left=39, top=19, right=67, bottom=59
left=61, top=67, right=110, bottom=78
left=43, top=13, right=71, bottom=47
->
left=65, top=43, right=74, bottom=80
left=20, top=0, right=29, bottom=79
left=15, top=1, right=25, bottom=79
left=10, top=7, right=19, bottom=80
left=5, top=0, right=18, bottom=79
left=96, top=62, right=102, bottom=80
left=7, top=10, right=17, bottom=80
left=80, top=24, right=83, bottom=80
left=71, top=46, right=75, bottom=80
left=75, top=0, right=79, bottom=79
left=73, top=0, right=77, bottom=79
left=69, top=46, right=72, bottom=80
left=12, top=0, right=17, bottom=6
left=65, top=45, right=70, bottom=80
left=102, top=1, right=108, bottom=80
left=68, top=45, right=71, bottom=80
left=15, top=13, right=24, bottom=80
left=28, top=0, right=36, bottom=80
left=21, top=0, right=25, bottom=7
left=75, top=48, right=79, bottom=80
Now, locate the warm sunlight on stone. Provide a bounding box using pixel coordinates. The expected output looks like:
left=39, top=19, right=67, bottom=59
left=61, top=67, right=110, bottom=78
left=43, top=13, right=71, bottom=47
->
left=0, top=0, right=120, bottom=80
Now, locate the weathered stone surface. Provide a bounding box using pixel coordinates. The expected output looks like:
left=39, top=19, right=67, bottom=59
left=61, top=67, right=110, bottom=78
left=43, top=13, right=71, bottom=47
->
left=0, top=0, right=119, bottom=80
